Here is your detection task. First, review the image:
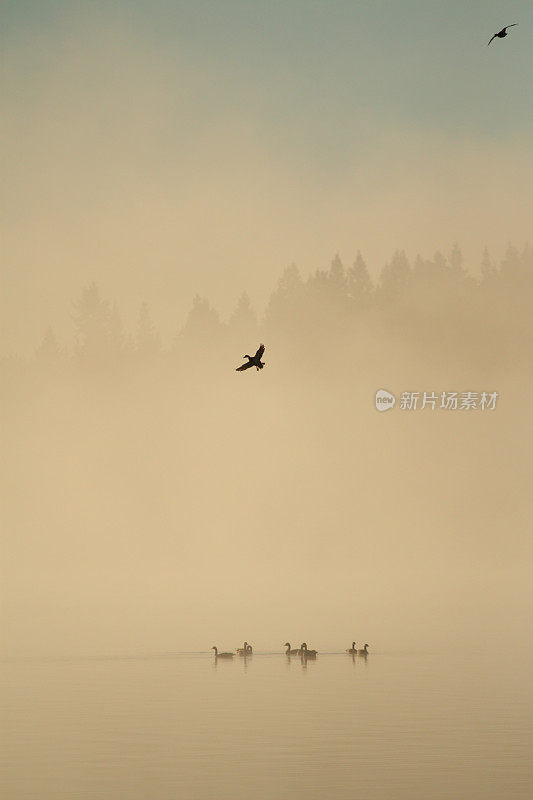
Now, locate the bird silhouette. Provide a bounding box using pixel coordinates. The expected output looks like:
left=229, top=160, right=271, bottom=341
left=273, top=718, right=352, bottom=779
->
left=236, top=344, right=265, bottom=372
left=488, top=24, right=517, bottom=45
left=212, top=646, right=234, bottom=659
left=284, top=642, right=301, bottom=655
left=300, top=642, right=318, bottom=659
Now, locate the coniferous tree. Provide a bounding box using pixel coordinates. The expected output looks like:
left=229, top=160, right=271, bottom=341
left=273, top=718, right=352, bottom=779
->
left=500, top=244, right=522, bottom=282
left=328, top=253, right=346, bottom=294
left=307, top=253, right=350, bottom=328
left=264, top=264, right=305, bottom=332
left=175, top=295, right=224, bottom=363
left=346, top=251, right=373, bottom=308
left=412, top=253, right=428, bottom=282
left=378, top=250, right=411, bottom=302
left=73, top=283, right=114, bottom=371
left=480, top=247, right=496, bottom=281
left=449, top=242, right=465, bottom=278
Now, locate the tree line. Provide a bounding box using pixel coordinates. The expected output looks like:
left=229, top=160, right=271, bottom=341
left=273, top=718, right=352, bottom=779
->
left=4, top=243, right=532, bottom=377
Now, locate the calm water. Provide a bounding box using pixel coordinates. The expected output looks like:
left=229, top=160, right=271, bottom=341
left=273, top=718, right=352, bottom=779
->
left=2, top=649, right=531, bottom=799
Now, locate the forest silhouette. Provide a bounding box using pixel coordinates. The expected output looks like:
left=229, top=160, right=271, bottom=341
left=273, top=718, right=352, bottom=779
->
left=3, top=242, right=531, bottom=381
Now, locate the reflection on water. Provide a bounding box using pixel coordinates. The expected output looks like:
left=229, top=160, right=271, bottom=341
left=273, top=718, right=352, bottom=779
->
left=2, top=650, right=531, bottom=800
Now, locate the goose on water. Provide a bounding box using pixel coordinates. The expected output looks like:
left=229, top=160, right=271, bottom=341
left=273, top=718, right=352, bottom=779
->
left=284, top=642, right=301, bottom=655
left=300, top=642, right=317, bottom=659
left=346, top=641, right=357, bottom=654
left=236, top=642, right=253, bottom=656
left=357, top=644, right=369, bottom=656
left=212, top=646, right=234, bottom=659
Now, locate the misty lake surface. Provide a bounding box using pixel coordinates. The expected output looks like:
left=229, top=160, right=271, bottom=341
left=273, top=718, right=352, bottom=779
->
left=2, top=649, right=531, bottom=800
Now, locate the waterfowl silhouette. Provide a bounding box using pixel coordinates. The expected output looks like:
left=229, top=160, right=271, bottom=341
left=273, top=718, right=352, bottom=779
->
left=346, top=642, right=357, bottom=654
left=300, top=642, right=317, bottom=659
left=357, top=644, right=369, bottom=656
left=284, top=642, right=301, bottom=655
left=236, top=344, right=265, bottom=372
left=488, top=24, right=517, bottom=45
left=212, top=646, right=234, bottom=659
left=236, top=642, right=252, bottom=656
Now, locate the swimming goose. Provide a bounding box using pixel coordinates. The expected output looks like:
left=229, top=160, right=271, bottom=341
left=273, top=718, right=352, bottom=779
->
left=346, top=641, right=357, bottom=654
left=212, top=646, right=234, bottom=659
left=357, top=644, right=369, bottom=656
left=284, top=642, right=301, bottom=655
left=300, top=642, right=317, bottom=659
left=236, top=344, right=265, bottom=372
left=236, top=642, right=251, bottom=656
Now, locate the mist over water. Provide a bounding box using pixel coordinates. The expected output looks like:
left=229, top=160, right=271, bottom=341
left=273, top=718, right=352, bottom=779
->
left=2, top=651, right=531, bottom=800
left=2, top=246, right=531, bottom=658
left=2, top=5, right=532, bottom=798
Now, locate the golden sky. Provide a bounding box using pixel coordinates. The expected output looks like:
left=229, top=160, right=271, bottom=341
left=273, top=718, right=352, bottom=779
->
left=2, top=1, right=532, bottom=354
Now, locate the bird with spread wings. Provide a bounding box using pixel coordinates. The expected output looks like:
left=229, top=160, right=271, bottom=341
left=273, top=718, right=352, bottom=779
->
left=236, top=344, right=265, bottom=372
left=488, top=24, right=517, bottom=45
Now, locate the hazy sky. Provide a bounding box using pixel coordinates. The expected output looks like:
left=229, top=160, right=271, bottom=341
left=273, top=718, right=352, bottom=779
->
left=2, top=2, right=532, bottom=659
left=2, top=0, right=532, bottom=354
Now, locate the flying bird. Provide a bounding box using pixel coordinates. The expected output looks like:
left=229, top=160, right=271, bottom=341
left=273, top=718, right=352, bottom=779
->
left=236, top=344, right=265, bottom=372
left=488, top=24, right=517, bottom=45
